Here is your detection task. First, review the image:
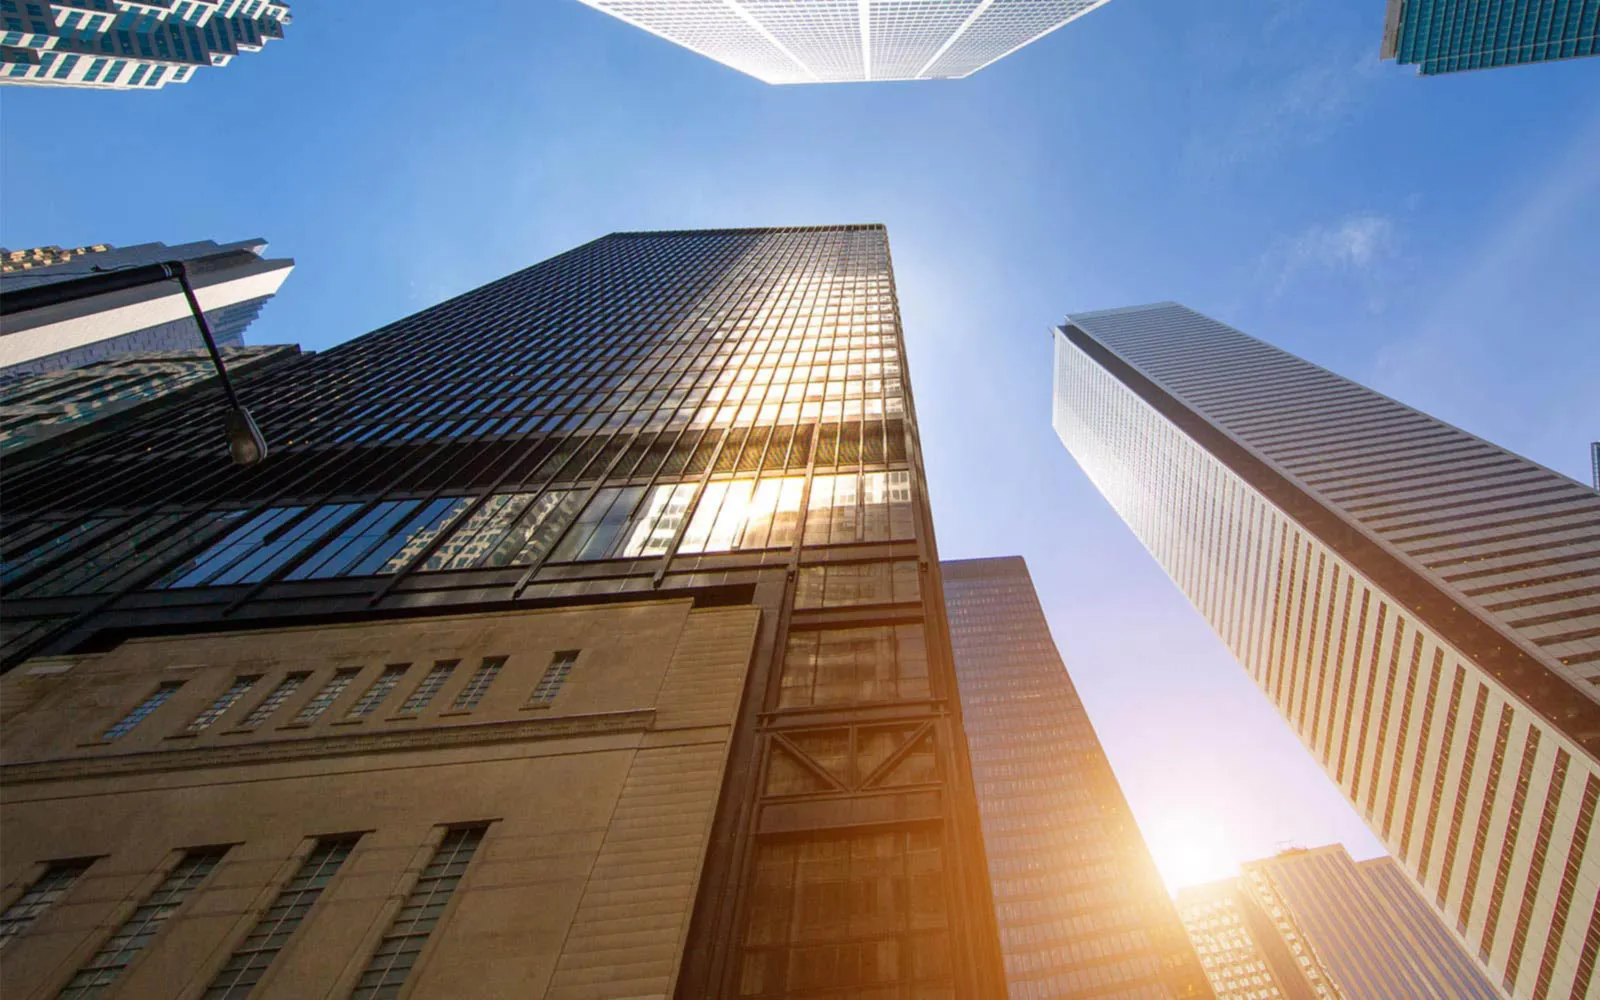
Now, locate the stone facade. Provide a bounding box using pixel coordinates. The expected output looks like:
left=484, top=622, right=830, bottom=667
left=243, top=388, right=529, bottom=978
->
left=0, top=599, right=758, bottom=999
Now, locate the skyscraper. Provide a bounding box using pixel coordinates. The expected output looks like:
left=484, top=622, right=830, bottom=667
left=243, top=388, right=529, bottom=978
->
left=0, top=226, right=1006, bottom=998
left=1379, top=0, right=1598, bottom=75
left=1176, top=878, right=1334, bottom=1000
left=0, top=1, right=290, bottom=90
left=1051, top=303, right=1599, bottom=1000
left=0, top=239, right=294, bottom=377
left=942, top=555, right=1213, bottom=999
left=575, top=0, right=1111, bottom=83
left=1180, top=845, right=1504, bottom=1000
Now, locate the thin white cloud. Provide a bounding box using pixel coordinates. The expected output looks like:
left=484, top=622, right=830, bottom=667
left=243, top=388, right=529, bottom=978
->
left=1261, top=211, right=1401, bottom=304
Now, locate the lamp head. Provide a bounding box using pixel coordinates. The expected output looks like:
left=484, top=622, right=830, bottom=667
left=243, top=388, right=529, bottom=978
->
left=225, top=406, right=269, bottom=466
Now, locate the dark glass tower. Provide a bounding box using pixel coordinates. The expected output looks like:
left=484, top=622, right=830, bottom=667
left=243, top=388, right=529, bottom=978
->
left=0, top=225, right=1005, bottom=998
left=942, top=556, right=1213, bottom=999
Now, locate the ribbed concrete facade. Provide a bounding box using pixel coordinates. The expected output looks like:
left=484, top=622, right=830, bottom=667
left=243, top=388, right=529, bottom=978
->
left=1051, top=303, right=1600, bottom=1000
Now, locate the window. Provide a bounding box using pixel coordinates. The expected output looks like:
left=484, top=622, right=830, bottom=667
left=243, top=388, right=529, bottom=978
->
left=528, top=650, right=578, bottom=707
left=420, top=491, right=579, bottom=570
left=677, top=475, right=805, bottom=555
left=350, top=826, right=486, bottom=999
left=286, top=498, right=469, bottom=580
left=802, top=471, right=914, bottom=545
left=238, top=673, right=309, bottom=729
left=780, top=626, right=929, bottom=708
left=184, top=676, right=261, bottom=734
left=0, top=859, right=94, bottom=949
left=291, top=669, right=360, bottom=724
left=58, top=848, right=228, bottom=998
left=158, top=504, right=360, bottom=588
left=103, top=681, right=183, bottom=740
left=398, top=661, right=456, bottom=714
left=739, top=829, right=950, bottom=996
left=450, top=657, right=504, bottom=711
left=795, top=560, right=919, bottom=609
left=345, top=666, right=409, bottom=719
left=201, top=836, right=358, bottom=999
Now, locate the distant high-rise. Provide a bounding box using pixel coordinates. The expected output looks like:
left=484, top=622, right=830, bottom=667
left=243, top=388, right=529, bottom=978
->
left=1052, top=303, right=1599, bottom=1000
left=942, top=556, right=1213, bottom=999
left=0, top=238, right=293, bottom=377
left=576, top=0, right=1111, bottom=83
left=0, top=0, right=289, bottom=89
left=0, top=226, right=1007, bottom=999
left=1176, top=878, right=1335, bottom=1000
left=1380, top=0, right=1598, bottom=75
left=1181, top=845, right=1503, bottom=1000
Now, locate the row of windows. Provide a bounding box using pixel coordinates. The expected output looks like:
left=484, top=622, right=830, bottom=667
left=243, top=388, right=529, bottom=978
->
left=98, top=651, right=581, bottom=742
left=1, top=824, right=485, bottom=1000
left=3, top=467, right=918, bottom=600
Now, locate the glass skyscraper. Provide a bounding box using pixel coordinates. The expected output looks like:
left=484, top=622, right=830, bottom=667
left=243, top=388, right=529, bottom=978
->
left=1052, top=302, right=1599, bottom=1000
left=1179, top=846, right=1503, bottom=1000
left=0, top=225, right=1007, bottom=998
left=575, top=0, right=1112, bottom=83
left=1380, top=0, right=1598, bottom=75
left=0, top=0, right=290, bottom=90
left=943, top=556, right=1213, bottom=1000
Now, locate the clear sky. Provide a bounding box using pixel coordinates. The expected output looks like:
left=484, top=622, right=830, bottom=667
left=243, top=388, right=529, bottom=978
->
left=3, top=0, right=1597, bottom=894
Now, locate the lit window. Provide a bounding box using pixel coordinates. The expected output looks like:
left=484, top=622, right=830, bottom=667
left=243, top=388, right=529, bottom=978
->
left=292, top=669, right=360, bottom=724
left=345, top=665, right=409, bottom=719
left=450, top=657, right=504, bottom=711
left=398, top=661, right=456, bottom=714
left=239, top=673, right=309, bottom=729
left=184, top=675, right=260, bottom=733
left=528, top=650, right=578, bottom=707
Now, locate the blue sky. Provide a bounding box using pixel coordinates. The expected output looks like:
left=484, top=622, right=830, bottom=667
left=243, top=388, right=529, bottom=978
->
left=3, top=0, right=1597, bottom=891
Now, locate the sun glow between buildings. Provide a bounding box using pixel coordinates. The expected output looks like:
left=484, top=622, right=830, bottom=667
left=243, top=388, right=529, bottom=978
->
left=1143, top=814, right=1239, bottom=895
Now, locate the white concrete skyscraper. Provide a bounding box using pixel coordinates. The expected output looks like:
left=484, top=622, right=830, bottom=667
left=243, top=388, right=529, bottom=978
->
left=1051, top=303, right=1599, bottom=1000
left=575, top=0, right=1111, bottom=83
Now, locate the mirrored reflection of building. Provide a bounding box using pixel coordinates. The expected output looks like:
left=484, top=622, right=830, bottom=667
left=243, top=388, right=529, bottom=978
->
left=576, top=0, right=1113, bottom=83
left=0, top=1, right=290, bottom=90
left=0, top=346, right=298, bottom=458
left=942, top=555, right=1213, bottom=999
left=0, top=238, right=294, bottom=377
left=1179, top=845, right=1505, bottom=1000
left=1051, top=302, right=1600, bottom=1000
left=0, top=225, right=1007, bottom=999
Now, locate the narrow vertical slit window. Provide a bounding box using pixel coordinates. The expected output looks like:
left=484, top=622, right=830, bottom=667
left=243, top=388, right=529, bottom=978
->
left=451, top=657, right=505, bottom=711
left=184, top=675, right=261, bottom=734
left=345, top=666, right=410, bottom=720
left=103, top=681, right=183, bottom=740
left=398, top=661, right=457, bottom=715
left=0, top=859, right=95, bottom=949
left=238, top=673, right=310, bottom=729
left=291, top=669, right=360, bottom=724
left=58, top=847, right=229, bottom=999
left=350, top=826, right=486, bottom=1000
left=528, top=651, right=579, bottom=707
left=201, top=836, right=359, bottom=999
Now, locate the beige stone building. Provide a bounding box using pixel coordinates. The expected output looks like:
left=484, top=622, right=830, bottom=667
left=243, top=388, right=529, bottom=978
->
left=1, top=601, right=758, bottom=999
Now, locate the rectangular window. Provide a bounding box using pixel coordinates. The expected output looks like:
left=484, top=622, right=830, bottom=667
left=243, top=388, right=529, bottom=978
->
left=528, top=650, right=578, bottom=707
left=238, top=673, right=309, bottom=729
left=201, top=836, right=358, bottom=999
left=291, top=669, right=360, bottom=724
left=450, top=657, right=504, bottom=711
left=158, top=504, right=360, bottom=589
left=345, top=665, right=409, bottom=719
left=58, top=848, right=228, bottom=999
left=350, top=826, right=486, bottom=1000
left=795, top=560, right=920, bottom=609
left=103, top=681, right=183, bottom=740
left=677, top=475, right=805, bottom=555
left=739, top=829, right=950, bottom=996
left=0, top=859, right=94, bottom=949
left=780, top=625, right=929, bottom=709
left=547, top=486, right=646, bottom=562
left=803, top=471, right=914, bottom=546
left=288, top=498, right=468, bottom=580
left=184, top=675, right=261, bottom=734
left=398, top=661, right=456, bottom=715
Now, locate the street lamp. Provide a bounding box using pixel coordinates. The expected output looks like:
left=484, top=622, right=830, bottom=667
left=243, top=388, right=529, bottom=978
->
left=163, top=260, right=269, bottom=466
